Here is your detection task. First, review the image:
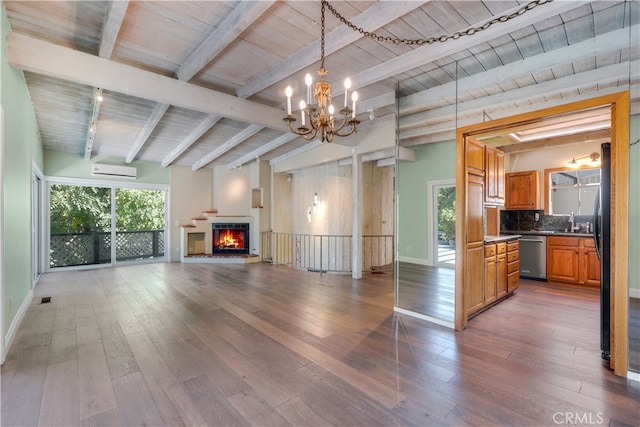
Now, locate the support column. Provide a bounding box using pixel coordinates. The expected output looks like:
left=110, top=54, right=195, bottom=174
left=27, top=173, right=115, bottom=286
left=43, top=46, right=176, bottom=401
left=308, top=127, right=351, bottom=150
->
left=352, top=148, right=363, bottom=279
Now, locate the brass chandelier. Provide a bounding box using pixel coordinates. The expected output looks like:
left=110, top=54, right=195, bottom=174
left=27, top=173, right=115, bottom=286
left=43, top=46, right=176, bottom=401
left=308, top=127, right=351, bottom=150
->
left=282, top=0, right=552, bottom=143
left=283, top=0, right=359, bottom=143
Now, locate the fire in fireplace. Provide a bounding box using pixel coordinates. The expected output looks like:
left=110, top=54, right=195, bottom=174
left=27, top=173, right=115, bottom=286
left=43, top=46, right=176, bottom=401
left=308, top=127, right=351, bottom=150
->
left=212, top=223, right=249, bottom=254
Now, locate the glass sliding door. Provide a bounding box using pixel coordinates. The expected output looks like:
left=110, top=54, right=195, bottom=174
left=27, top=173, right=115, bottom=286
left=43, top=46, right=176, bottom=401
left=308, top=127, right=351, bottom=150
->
left=49, top=183, right=112, bottom=268
left=48, top=182, right=168, bottom=269
left=115, top=188, right=166, bottom=262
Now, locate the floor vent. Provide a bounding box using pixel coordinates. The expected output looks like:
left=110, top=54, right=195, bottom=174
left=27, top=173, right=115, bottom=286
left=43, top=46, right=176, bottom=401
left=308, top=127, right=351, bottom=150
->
left=40, top=297, right=51, bottom=304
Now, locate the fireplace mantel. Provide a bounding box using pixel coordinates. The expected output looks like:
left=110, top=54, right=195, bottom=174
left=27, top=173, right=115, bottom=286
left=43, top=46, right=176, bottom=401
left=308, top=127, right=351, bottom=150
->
left=179, top=214, right=259, bottom=264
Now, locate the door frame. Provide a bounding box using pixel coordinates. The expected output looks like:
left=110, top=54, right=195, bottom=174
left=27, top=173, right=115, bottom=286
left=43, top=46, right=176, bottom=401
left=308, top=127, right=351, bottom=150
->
left=31, top=161, right=44, bottom=287
left=455, top=91, right=629, bottom=377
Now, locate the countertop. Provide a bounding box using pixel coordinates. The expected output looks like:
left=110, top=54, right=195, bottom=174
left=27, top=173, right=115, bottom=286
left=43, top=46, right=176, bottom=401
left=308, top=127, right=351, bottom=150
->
left=500, top=230, right=593, bottom=238
left=484, top=235, right=521, bottom=243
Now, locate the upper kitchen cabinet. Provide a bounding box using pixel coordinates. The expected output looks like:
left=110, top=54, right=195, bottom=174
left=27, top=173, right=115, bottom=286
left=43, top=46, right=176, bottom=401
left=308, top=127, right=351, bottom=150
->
left=485, top=145, right=505, bottom=206
left=466, top=138, right=485, bottom=177
left=505, top=170, right=540, bottom=210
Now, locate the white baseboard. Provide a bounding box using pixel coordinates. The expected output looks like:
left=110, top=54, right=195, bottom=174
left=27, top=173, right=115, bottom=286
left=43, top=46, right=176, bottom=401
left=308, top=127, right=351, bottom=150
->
left=627, top=369, right=640, bottom=383
left=394, top=306, right=455, bottom=329
left=398, top=256, right=430, bottom=266
left=629, top=288, right=640, bottom=299
left=2, top=289, right=33, bottom=364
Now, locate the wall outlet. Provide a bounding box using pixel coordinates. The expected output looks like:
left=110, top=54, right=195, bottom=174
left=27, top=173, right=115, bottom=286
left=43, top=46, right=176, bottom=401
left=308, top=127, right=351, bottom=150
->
left=534, top=212, right=540, bottom=221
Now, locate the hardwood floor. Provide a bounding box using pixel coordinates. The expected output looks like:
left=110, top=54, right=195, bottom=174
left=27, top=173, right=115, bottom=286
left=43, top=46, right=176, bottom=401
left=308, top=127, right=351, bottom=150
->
left=1, top=263, right=638, bottom=426
left=397, top=262, right=455, bottom=322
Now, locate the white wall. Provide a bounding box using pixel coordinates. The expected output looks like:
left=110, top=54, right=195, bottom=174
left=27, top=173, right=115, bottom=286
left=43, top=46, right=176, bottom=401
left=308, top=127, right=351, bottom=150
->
left=169, top=165, right=213, bottom=261
left=213, top=166, right=251, bottom=215
left=273, top=119, right=396, bottom=174
left=506, top=140, right=602, bottom=210
left=506, top=140, right=602, bottom=172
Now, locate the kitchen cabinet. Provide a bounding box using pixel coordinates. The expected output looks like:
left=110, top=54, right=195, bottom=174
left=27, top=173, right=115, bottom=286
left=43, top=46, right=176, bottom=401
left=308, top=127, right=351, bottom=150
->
left=547, top=236, right=600, bottom=286
left=506, top=240, right=519, bottom=293
left=484, top=244, right=498, bottom=305
left=466, top=173, right=485, bottom=317
left=466, top=242, right=485, bottom=316
left=485, top=145, right=505, bottom=205
left=485, top=242, right=508, bottom=304
left=505, top=170, right=540, bottom=210
left=473, top=238, right=519, bottom=317
left=466, top=138, right=485, bottom=177
left=580, top=238, right=601, bottom=285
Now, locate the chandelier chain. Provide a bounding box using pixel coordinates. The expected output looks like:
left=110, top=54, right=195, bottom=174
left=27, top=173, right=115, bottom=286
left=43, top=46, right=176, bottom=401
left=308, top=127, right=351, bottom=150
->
left=320, top=0, right=326, bottom=69
left=323, top=0, right=553, bottom=46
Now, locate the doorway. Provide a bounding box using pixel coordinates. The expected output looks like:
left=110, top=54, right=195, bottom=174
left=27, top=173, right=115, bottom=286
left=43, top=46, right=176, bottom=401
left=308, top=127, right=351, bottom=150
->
left=430, top=180, right=456, bottom=267
left=455, top=92, right=630, bottom=377
left=31, top=164, right=44, bottom=286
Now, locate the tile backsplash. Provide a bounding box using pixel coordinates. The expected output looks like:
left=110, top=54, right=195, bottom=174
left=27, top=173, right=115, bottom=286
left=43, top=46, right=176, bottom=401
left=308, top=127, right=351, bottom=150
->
left=500, top=210, right=595, bottom=233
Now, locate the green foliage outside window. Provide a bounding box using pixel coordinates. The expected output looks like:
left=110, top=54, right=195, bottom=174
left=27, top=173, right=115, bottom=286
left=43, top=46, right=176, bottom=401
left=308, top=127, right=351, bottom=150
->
left=438, top=186, right=456, bottom=242
left=50, top=184, right=165, bottom=234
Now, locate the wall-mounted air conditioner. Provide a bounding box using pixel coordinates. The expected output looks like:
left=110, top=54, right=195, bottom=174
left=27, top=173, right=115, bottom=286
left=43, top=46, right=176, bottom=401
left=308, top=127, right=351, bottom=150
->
left=91, top=163, right=137, bottom=178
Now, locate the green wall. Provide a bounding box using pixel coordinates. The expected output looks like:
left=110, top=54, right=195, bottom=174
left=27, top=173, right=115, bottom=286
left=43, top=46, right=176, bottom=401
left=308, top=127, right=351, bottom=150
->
left=397, top=140, right=456, bottom=262
left=1, top=3, right=44, bottom=336
left=44, top=149, right=170, bottom=184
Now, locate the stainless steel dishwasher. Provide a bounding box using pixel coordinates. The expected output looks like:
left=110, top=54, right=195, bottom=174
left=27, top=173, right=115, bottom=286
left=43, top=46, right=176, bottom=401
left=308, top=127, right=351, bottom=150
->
left=519, top=235, right=547, bottom=279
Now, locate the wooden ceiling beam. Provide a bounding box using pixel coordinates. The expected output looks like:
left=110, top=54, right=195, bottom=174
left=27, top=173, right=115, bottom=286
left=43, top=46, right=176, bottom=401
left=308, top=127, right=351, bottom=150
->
left=99, top=1, right=129, bottom=59
left=7, top=32, right=286, bottom=131
left=400, top=83, right=640, bottom=145
left=126, top=103, right=170, bottom=164
left=237, top=1, right=427, bottom=99
left=400, top=61, right=636, bottom=137
left=400, top=26, right=638, bottom=116
left=178, top=1, right=275, bottom=82
left=350, top=1, right=584, bottom=91
left=226, top=133, right=299, bottom=170
left=124, top=1, right=276, bottom=164
left=161, top=114, right=222, bottom=168
left=85, top=1, right=129, bottom=160
left=192, top=124, right=264, bottom=170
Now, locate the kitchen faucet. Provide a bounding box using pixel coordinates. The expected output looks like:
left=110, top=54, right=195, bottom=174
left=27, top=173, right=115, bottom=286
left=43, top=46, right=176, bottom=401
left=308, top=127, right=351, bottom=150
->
left=569, top=212, right=580, bottom=232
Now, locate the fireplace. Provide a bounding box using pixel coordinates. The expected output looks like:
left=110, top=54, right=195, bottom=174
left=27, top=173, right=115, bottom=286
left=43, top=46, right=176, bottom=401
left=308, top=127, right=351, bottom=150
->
left=212, top=223, right=249, bottom=254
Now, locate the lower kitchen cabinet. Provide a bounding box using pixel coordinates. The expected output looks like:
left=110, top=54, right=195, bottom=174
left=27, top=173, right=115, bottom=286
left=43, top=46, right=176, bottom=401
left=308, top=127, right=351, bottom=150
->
left=473, top=238, right=519, bottom=317
left=484, top=244, right=498, bottom=305
left=466, top=242, right=486, bottom=316
left=506, top=240, right=519, bottom=293
left=547, top=236, right=600, bottom=286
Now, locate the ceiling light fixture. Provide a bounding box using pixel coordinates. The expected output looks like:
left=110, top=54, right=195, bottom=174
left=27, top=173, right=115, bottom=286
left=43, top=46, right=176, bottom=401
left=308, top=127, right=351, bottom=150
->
left=283, top=1, right=359, bottom=143
left=567, top=152, right=601, bottom=168
left=283, top=0, right=550, bottom=144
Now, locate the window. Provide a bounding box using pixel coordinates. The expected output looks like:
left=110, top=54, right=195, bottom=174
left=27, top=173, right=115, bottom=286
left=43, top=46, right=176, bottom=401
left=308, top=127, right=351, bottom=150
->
left=546, top=167, right=600, bottom=215
left=48, top=181, right=167, bottom=269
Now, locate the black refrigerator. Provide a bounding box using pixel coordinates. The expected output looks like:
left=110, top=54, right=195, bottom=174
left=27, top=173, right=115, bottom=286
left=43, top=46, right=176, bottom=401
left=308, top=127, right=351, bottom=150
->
left=594, top=142, right=611, bottom=363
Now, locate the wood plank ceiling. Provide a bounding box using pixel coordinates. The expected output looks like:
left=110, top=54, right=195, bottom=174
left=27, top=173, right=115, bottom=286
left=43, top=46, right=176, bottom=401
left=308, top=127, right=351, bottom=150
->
left=4, top=1, right=639, bottom=170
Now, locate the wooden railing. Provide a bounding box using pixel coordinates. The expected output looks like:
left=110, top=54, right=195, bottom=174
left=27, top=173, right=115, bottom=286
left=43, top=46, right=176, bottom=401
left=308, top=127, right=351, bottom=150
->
left=50, top=230, right=164, bottom=268
left=261, top=231, right=393, bottom=274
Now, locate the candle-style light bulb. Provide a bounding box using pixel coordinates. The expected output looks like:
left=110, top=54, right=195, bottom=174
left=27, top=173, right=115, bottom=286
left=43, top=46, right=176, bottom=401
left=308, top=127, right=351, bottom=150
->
left=305, top=73, right=313, bottom=104
left=343, top=78, right=351, bottom=107
left=299, top=100, right=306, bottom=126
left=328, top=104, right=335, bottom=117
left=285, top=86, right=292, bottom=115
left=351, top=91, right=358, bottom=119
